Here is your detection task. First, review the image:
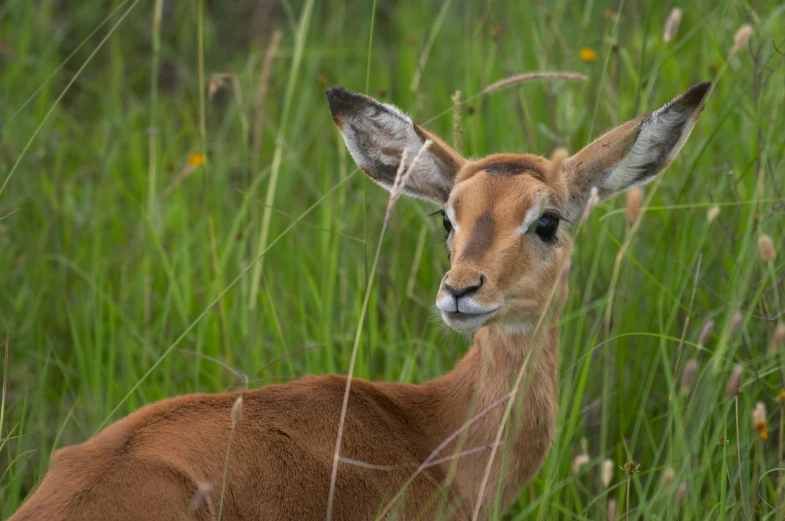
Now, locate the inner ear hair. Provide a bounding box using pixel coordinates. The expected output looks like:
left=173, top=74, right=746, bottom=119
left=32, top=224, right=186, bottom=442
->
left=562, top=82, right=711, bottom=221
left=326, top=86, right=465, bottom=205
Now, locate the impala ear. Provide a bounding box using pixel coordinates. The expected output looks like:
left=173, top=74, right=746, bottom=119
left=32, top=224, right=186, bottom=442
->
left=562, top=82, right=711, bottom=222
left=326, top=87, right=465, bottom=205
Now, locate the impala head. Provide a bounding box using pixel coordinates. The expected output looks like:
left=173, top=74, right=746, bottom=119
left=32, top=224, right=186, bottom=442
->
left=327, top=83, right=710, bottom=334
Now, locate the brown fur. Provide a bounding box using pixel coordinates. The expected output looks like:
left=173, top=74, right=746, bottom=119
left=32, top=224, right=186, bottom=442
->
left=9, top=83, right=710, bottom=521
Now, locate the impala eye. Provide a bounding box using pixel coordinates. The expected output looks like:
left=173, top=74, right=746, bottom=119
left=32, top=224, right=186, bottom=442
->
left=535, top=214, right=559, bottom=241
left=442, top=211, right=453, bottom=235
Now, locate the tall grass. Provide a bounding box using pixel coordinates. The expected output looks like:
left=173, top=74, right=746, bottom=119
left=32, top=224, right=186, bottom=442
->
left=1, top=1, right=784, bottom=519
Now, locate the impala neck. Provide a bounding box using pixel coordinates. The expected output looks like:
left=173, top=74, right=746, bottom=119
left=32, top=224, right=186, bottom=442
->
left=414, top=322, right=559, bottom=514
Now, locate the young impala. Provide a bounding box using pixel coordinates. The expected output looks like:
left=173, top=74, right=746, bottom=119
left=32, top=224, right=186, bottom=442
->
left=9, top=82, right=709, bottom=520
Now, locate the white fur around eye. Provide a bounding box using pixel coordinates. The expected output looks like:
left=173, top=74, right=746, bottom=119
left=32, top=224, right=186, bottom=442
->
left=445, top=205, right=460, bottom=234
left=516, top=203, right=543, bottom=236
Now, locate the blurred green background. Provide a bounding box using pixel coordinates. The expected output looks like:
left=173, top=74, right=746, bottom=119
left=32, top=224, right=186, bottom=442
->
left=1, top=0, right=784, bottom=518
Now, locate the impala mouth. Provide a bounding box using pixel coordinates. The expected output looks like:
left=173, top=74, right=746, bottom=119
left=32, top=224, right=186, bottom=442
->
left=440, top=308, right=499, bottom=334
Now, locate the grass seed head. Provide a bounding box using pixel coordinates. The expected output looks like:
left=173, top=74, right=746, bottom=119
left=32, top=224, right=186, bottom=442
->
left=769, top=323, right=785, bottom=354
left=676, top=482, right=688, bottom=507
left=753, top=401, right=768, bottom=441
left=547, top=147, right=568, bottom=186
left=662, top=8, right=683, bottom=43
left=731, top=24, right=753, bottom=57
left=707, top=205, right=720, bottom=223
left=572, top=453, right=590, bottom=474
left=209, top=73, right=236, bottom=101
left=601, top=459, right=614, bottom=487
left=730, top=311, right=744, bottom=334
left=758, top=235, right=775, bottom=261
left=661, top=466, right=676, bottom=487
left=680, top=359, right=698, bottom=395
left=697, top=320, right=714, bottom=347
left=725, top=364, right=743, bottom=397
left=451, top=90, right=463, bottom=152
left=607, top=499, right=617, bottom=521
left=622, top=460, right=640, bottom=474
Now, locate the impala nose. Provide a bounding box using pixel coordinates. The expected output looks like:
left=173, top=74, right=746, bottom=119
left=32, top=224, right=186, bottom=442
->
left=444, top=276, right=485, bottom=299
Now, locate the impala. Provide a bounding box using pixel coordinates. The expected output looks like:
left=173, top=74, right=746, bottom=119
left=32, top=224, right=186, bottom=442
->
left=9, top=81, right=710, bottom=521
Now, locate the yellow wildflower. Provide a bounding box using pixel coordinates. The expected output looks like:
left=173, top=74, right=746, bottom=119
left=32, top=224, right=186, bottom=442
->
left=579, top=48, right=598, bottom=62
left=187, top=153, right=206, bottom=167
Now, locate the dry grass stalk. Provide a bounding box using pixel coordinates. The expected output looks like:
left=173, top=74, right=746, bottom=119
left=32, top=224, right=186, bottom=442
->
left=730, top=24, right=753, bottom=57
left=735, top=395, right=747, bottom=514
left=1, top=332, right=7, bottom=443
left=625, top=474, right=631, bottom=521
left=451, top=90, right=463, bottom=152
left=162, top=162, right=201, bottom=199
left=251, top=30, right=283, bottom=160
left=662, top=8, right=683, bottom=43
left=377, top=392, right=516, bottom=520
left=680, top=359, right=698, bottom=395
left=759, top=234, right=776, bottom=261
left=547, top=148, right=568, bottom=185
left=561, top=259, right=571, bottom=285
left=779, top=390, right=785, bottom=510
left=481, top=72, right=588, bottom=95
left=384, top=149, right=409, bottom=222
left=725, top=364, right=743, bottom=397
left=386, top=142, right=432, bottom=223
left=730, top=311, right=743, bottom=333
left=423, top=442, right=504, bottom=469
left=330, top=139, right=435, bottom=521
left=219, top=396, right=244, bottom=520
left=231, top=395, right=243, bottom=426
left=581, top=186, right=601, bottom=225
left=770, top=323, right=785, bottom=353
left=624, top=187, right=643, bottom=225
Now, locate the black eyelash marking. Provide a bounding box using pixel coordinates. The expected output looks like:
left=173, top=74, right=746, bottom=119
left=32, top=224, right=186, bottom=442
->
left=542, top=209, right=571, bottom=224
left=428, top=210, right=452, bottom=259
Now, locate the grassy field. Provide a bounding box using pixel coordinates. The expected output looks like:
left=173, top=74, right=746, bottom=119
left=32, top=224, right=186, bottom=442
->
left=2, top=0, right=785, bottom=518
